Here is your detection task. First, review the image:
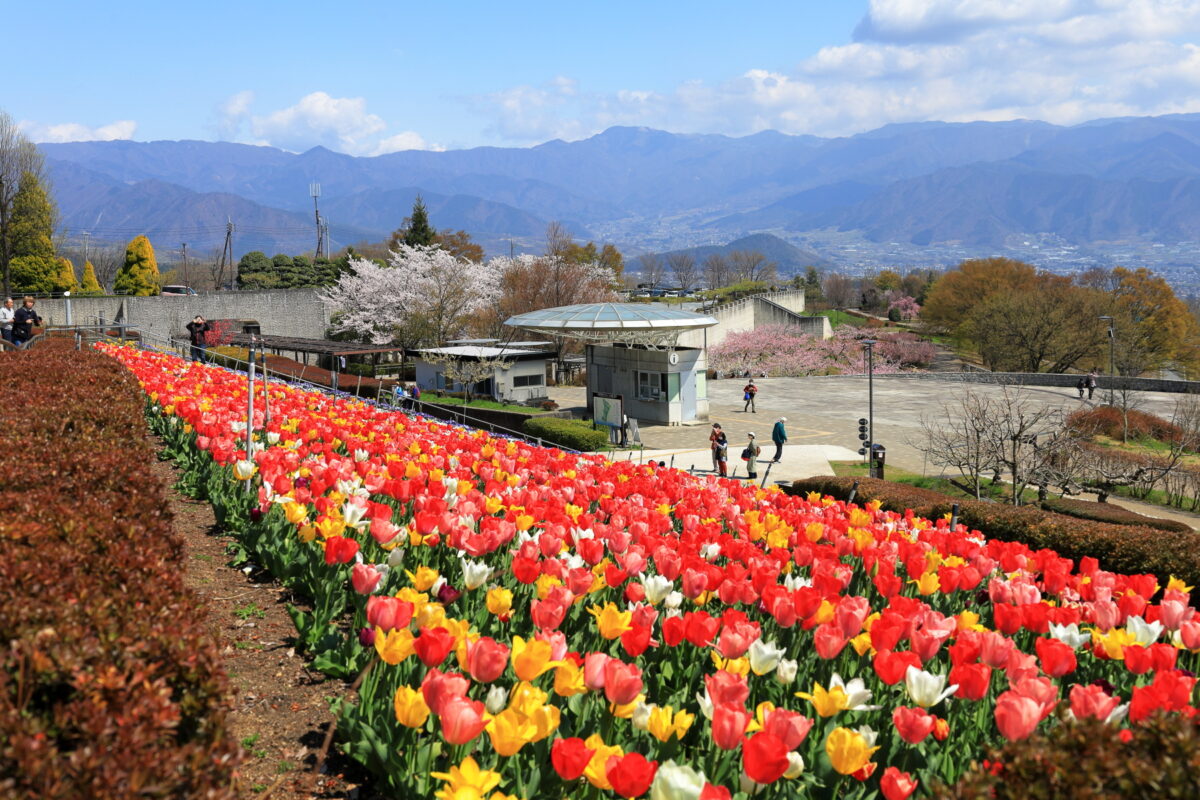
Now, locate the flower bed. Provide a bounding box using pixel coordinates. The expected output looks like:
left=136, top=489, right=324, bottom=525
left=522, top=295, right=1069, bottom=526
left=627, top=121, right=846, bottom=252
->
left=103, top=342, right=1200, bottom=799
left=790, top=476, right=1200, bottom=589
left=0, top=342, right=239, bottom=799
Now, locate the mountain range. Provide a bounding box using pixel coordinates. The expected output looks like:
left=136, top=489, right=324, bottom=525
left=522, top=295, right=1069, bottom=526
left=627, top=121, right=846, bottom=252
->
left=38, top=113, right=1200, bottom=261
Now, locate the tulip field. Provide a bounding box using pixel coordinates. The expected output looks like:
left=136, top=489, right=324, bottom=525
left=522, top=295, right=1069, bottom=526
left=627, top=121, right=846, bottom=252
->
left=100, top=342, right=1200, bottom=799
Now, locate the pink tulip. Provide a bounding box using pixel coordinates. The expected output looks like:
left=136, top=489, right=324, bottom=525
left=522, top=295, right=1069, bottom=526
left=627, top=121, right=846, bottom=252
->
left=351, top=563, right=383, bottom=595
left=603, top=659, right=644, bottom=705
left=994, top=691, right=1042, bottom=741
left=439, top=694, right=488, bottom=745
left=1069, top=684, right=1120, bottom=721
left=584, top=652, right=612, bottom=691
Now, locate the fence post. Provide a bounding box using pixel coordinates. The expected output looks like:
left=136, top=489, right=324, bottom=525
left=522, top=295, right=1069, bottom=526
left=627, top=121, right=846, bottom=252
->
left=260, top=349, right=271, bottom=425
left=245, top=339, right=256, bottom=494
left=760, top=461, right=773, bottom=488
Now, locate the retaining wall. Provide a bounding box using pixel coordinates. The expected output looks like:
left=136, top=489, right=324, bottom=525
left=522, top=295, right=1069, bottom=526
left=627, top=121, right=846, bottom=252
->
left=34, top=289, right=329, bottom=343
left=863, top=371, right=1200, bottom=395
left=677, top=289, right=830, bottom=349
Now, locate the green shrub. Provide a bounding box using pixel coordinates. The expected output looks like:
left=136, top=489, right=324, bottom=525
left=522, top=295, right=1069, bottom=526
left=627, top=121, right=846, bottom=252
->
left=522, top=417, right=610, bottom=451
left=933, top=713, right=1200, bottom=800
left=1041, top=495, right=1193, bottom=533
left=789, top=475, right=1200, bottom=586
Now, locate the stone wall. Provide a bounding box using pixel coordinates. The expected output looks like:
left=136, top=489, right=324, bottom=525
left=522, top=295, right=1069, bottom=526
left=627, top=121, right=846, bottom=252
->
left=35, top=289, right=330, bottom=343
left=676, top=289, right=830, bottom=349
left=865, top=371, right=1200, bottom=395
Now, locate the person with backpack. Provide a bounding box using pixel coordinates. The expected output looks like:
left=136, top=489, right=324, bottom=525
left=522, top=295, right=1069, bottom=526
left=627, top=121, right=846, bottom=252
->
left=743, top=379, right=758, bottom=413
left=709, top=423, right=724, bottom=472
left=742, top=432, right=760, bottom=480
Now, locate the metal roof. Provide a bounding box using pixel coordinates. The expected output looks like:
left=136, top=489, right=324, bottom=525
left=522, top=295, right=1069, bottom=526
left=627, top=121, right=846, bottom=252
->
left=504, top=302, right=716, bottom=347
left=412, top=345, right=547, bottom=359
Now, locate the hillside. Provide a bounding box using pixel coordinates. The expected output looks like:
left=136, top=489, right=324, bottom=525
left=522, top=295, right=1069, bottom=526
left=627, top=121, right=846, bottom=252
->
left=653, top=233, right=831, bottom=273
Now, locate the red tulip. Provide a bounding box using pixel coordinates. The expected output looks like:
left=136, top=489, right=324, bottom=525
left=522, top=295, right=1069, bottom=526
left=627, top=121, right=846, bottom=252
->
left=606, top=752, right=658, bottom=799
left=874, top=650, right=922, bottom=686
left=700, top=784, right=731, bottom=800
left=994, top=691, right=1042, bottom=741
left=1035, top=636, right=1076, bottom=678
left=413, top=626, right=454, bottom=667
left=603, top=659, right=644, bottom=705
left=464, top=636, right=509, bottom=683
left=760, top=707, right=813, bottom=751
left=621, top=624, right=654, bottom=658
left=743, top=732, right=789, bottom=784
left=662, top=615, right=686, bottom=647
left=814, top=623, right=848, bottom=659
left=551, top=737, right=595, bottom=781
left=1068, top=683, right=1120, bottom=721
left=351, top=562, right=383, bottom=594
left=880, top=767, right=918, bottom=800
left=948, top=662, right=992, bottom=702
left=324, top=535, right=359, bottom=564
left=420, top=668, right=469, bottom=715
left=366, top=596, right=413, bottom=632
left=705, top=671, right=750, bottom=707
left=711, top=703, right=752, bottom=750
left=892, top=705, right=935, bottom=744
left=438, top=694, right=487, bottom=745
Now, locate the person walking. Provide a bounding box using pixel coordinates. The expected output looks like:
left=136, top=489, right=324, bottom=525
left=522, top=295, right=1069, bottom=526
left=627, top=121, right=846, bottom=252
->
left=771, top=417, right=788, bottom=462
left=0, top=298, right=14, bottom=344
left=11, top=296, right=41, bottom=347
left=743, top=432, right=761, bottom=480
left=743, top=379, right=758, bottom=413
left=1086, top=371, right=1098, bottom=401
left=185, top=315, right=212, bottom=363
left=715, top=429, right=729, bottom=477
left=1076, top=377, right=1086, bottom=399
left=709, top=423, right=724, bottom=472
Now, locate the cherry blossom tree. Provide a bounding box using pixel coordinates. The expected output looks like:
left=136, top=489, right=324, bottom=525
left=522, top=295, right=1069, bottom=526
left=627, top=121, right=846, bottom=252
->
left=708, top=324, right=912, bottom=377
left=321, top=244, right=501, bottom=347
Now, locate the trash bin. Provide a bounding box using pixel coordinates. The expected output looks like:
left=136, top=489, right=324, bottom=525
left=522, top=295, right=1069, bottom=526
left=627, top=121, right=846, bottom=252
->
left=870, top=443, right=886, bottom=480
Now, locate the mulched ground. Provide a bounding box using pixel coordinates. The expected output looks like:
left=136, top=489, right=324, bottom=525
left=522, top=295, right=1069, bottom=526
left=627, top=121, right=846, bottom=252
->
left=149, top=446, right=387, bottom=799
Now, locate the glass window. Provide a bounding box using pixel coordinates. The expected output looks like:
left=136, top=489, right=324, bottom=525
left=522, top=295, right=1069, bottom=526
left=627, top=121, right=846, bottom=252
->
left=637, top=371, right=663, bottom=401
left=513, top=374, right=544, bottom=387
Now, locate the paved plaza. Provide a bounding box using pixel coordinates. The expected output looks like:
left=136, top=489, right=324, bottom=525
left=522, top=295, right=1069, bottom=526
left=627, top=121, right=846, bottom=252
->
left=549, top=375, right=1191, bottom=483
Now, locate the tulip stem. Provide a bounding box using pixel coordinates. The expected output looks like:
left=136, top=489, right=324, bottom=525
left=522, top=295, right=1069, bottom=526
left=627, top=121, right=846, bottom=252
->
left=311, top=654, right=379, bottom=780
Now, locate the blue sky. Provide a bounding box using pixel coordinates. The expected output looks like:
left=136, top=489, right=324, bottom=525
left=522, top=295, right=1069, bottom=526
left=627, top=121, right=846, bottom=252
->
left=11, top=1, right=1200, bottom=154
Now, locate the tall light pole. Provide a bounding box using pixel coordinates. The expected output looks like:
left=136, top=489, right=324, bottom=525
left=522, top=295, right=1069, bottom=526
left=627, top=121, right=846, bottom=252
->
left=863, top=339, right=877, bottom=477
left=1099, top=315, right=1115, bottom=405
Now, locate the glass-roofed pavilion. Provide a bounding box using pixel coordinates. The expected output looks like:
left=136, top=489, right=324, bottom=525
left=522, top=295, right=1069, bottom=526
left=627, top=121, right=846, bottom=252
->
left=505, top=302, right=718, bottom=426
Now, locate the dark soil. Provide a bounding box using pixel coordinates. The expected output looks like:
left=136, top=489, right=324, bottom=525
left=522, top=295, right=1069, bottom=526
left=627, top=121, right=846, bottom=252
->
left=150, top=447, right=386, bottom=799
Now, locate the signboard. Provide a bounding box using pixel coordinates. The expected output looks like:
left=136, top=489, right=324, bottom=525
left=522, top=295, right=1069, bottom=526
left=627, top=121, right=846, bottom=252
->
left=592, top=392, right=624, bottom=428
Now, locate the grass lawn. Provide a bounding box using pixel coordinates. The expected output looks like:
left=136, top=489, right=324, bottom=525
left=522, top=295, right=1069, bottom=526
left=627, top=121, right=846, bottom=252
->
left=813, top=309, right=866, bottom=328
left=426, top=396, right=541, bottom=414
left=829, top=461, right=1036, bottom=503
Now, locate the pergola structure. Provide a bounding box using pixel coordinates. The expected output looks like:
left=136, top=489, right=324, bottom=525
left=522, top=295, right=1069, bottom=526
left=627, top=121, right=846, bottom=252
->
left=504, top=303, right=718, bottom=350
left=226, top=333, right=405, bottom=366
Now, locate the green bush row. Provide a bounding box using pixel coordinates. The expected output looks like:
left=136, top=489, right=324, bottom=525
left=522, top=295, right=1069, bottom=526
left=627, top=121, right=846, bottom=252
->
left=521, top=416, right=610, bottom=451
left=790, top=475, right=1200, bottom=587
left=1041, top=495, right=1193, bottom=533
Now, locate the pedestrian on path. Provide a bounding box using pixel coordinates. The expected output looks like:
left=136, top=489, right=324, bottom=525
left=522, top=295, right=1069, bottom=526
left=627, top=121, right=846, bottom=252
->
left=715, top=429, right=729, bottom=477
left=1076, top=377, right=1086, bottom=399
left=709, top=423, right=724, bottom=472
left=185, top=315, right=212, bottom=363
left=1086, top=371, right=1098, bottom=400
left=743, top=432, right=760, bottom=480
left=743, top=379, right=758, bottom=413
left=0, top=298, right=14, bottom=344
left=11, top=296, right=41, bottom=347
left=771, top=417, right=788, bottom=462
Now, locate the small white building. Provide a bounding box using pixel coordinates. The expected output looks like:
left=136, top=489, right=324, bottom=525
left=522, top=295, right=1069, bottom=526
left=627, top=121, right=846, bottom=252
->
left=411, top=344, right=552, bottom=403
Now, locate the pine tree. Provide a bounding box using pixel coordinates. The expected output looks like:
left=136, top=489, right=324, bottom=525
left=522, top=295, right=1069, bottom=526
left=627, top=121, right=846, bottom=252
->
left=54, top=257, right=78, bottom=292
left=402, top=195, right=436, bottom=247
left=79, top=260, right=103, bottom=295
left=8, top=171, right=58, bottom=292
left=113, top=235, right=160, bottom=296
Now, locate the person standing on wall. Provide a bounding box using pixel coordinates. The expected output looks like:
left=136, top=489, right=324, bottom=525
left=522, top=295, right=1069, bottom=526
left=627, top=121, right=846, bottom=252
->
left=771, top=417, right=788, bottom=462
left=743, top=379, right=758, bottom=413
left=743, top=432, right=760, bottom=480
left=185, top=315, right=212, bottom=363
left=0, top=298, right=14, bottom=344
left=11, top=297, right=41, bottom=347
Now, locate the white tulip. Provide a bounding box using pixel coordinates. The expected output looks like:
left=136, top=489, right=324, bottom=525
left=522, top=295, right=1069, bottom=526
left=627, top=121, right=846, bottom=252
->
left=664, top=591, right=684, bottom=610
left=1126, top=615, right=1164, bottom=646
left=632, top=701, right=653, bottom=732
left=650, top=760, right=706, bottom=800
left=1049, top=622, right=1091, bottom=649
left=642, top=575, right=674, bottom=604
left=485, top=685, right=510, bottom=714
left=784, top=752, right=805, bottom=779
left=748, top=639, right=785, bottom=676
left=904, top=665, right=958, bottom=708
left=774, top=658, right=799, bottom=686
left=461, top=558, right=493, bottom=590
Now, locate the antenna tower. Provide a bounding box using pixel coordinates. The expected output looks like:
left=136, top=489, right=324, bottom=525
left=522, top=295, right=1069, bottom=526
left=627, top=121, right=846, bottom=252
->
left=310, top=182, right=324, bottom=258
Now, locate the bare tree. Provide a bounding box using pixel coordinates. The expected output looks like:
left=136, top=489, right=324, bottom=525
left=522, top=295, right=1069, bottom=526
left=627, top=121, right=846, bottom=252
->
left=822, top=273, right=857, bottom=310
left=1075, top=396, right=1200, bottom=502
left=637, top=253, right=666, bottom=289
left=0, top=110, right=46, bottom=296
left=729, top=250, right=776, bottom=284
left=703, top=253, right=731, bottom=290
left=985, top=386, right=1074, bottom=505
left=425, top=351, right=512, bottom=404
left=915, top=390, right=1001, bottom=499
left=667, top=252, right=698, bottom=293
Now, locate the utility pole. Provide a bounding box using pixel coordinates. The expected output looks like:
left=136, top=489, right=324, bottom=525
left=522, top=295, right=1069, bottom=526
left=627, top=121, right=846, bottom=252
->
left=180, top=242, right=188, bottom=287
left=216, top=218, right=234, bottom=290
left=82, top=231, right=90, bottom=265
left=320, top=215, right=330, bottom=260
left=310, top=182, right=323, bottom=258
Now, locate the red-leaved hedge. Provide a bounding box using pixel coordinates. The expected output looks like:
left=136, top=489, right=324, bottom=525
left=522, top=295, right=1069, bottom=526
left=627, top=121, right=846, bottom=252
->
left=789, top=476, right=1200, bottom=588
left=1041, top=495, right=1194, bottom=534
left=0, top=342, right=239, bottom=799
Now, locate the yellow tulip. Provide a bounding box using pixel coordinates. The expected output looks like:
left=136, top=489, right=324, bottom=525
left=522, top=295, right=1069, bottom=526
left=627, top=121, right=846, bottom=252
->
left=486, top=587, right=513, bottom=617
left=535, top=573, right=562, bottom=599
left=795, top=683, right=849, bottom=717
left=507, top=682, right=549, bottom=717
left=283, top=501, right=308, bottom=526
left=314, top=516, right=345, bottom=540
left=609, top=693, right=645, bottom=719
left=588, top=602, right=633, bottom=639
left=375, top=628, right=414, bottom=665
left=1168, top=576, right=1194, bottom=593
left=647, top=705, right=678, bottom=742
left=583, top=735, right=624, bottom=790
left=911, top=571, right=941, bottom=596
left=393, top=686, right=430, bottom=728
left=297, top=524, right=317, bottom=543
left=486, top=708, right=537, bottom=757
left=526, top=703, right=561, bottom=741
left=1093, top=627, right=1137, bottom=660
left=825, top=727, right=880, bottom=775
left=432, top=757, right=502, bottom=800
left=850, top=632, right=873, bottom=657
left=554, top=661, right=587, bottom=697
left=406, top=566, right=440, bottom=592
left=510, top=637, right=560, bottom=682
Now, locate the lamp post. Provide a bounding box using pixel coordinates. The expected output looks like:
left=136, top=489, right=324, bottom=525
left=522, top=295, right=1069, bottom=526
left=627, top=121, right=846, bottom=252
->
left=1099, top=315, right=1115, bottom=405
left=862, top=339, right=877, bottom=477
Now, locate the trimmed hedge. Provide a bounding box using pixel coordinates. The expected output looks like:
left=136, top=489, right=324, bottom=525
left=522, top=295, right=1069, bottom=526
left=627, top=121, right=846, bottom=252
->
left=1041, top=495, right=1194, bottom=534
left=0, top=342, right=239, bottom=798
left=522, top=416, right=611, bottom=451
left=934, top=713, right=1200, bottom=799
left=789, top=476, right=1200, bottom=588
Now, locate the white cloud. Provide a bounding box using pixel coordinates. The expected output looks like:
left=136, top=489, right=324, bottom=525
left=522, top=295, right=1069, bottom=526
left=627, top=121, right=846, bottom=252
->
left=468, top=1, right=1200, bottom=142
left=215, top=89, right=255, bottom=140
left=21, top=119, right=137, bottom=143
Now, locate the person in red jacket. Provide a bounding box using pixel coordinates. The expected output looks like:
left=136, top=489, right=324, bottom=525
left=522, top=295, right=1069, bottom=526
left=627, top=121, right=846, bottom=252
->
left=743, top=379, right=758, bottom=413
